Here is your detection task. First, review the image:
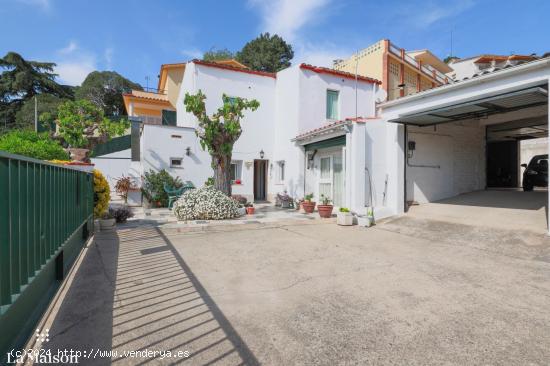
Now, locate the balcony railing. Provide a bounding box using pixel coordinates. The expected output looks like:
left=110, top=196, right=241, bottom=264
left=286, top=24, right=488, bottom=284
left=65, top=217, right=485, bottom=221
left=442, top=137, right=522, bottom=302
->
left=388, top=41, right=453, bottom=85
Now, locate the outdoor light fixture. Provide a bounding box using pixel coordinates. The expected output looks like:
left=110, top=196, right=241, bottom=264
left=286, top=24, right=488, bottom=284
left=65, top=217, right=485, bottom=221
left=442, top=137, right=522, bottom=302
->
left=186, top=147, right=191, bottom=156
left=260, top=149, right=265, bottom=159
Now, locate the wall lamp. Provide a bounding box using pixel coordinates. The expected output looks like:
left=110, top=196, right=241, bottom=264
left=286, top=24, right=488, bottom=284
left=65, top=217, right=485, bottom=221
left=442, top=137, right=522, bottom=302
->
left=186, top=147, right=191, bottom=156
left=260, top=149, right=265, bottom=159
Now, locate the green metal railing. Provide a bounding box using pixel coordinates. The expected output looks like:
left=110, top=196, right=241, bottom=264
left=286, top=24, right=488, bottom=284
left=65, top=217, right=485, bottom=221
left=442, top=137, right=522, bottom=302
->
left=0, top=151, right=94, bottom=359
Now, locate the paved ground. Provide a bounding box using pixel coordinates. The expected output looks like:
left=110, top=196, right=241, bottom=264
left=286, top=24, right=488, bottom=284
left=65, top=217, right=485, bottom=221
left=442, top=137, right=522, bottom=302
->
left=41, top=193, right=550, bottom=365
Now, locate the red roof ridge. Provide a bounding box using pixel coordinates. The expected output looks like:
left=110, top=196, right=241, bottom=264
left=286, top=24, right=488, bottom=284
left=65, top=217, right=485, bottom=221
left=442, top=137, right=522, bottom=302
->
left=300, top=63, right=382, bottom=85
left=192, top=59, right=276, bottom=78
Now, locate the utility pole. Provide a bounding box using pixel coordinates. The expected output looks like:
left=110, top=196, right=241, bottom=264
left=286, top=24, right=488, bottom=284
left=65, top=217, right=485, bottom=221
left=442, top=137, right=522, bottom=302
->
left=145, top=76, right=150, bottom=91
left=34, top=95, right=38, bottom=132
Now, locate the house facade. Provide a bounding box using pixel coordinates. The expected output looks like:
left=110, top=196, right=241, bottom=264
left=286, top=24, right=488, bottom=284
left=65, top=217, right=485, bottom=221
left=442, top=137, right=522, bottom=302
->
left=333, top=39, right=453, bottom=100
left=95, top=59, right=381, bottom=212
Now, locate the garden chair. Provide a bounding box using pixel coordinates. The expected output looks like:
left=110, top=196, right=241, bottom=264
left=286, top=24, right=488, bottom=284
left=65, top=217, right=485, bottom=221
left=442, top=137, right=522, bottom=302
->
left=164, top=183, right=185, bottom=209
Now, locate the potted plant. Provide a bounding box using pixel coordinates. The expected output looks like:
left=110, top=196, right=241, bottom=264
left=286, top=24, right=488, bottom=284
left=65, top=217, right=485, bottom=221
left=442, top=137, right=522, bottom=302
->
left=99, top=210, right=116, bottom=230
left=317, top=194, right=333, bottom=218
left=54, top=100, right=129, bottom=163
left=294, top=198, right=303, bottom=211
left=245, top=202, right=255, bottom=215
left=302, top=193, right=316, bottom=213
left=109, top=206, right=134, bottom=224
left=278, top=191, right=293, bottom=208
left=337, top=207, right=354, bottom=226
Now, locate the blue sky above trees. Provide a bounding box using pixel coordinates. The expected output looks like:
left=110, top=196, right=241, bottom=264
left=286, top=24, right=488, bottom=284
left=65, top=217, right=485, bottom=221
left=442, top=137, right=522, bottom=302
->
left=0, top=0, right=547, bottom=86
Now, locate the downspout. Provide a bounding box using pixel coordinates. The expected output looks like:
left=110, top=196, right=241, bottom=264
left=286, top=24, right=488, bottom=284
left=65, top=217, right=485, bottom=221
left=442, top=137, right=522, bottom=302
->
left=404, top=124, right=408, bottom=212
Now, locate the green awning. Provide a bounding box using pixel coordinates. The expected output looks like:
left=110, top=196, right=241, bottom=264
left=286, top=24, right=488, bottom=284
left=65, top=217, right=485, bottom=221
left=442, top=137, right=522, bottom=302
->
left=304, top=135, right=346, bottom=151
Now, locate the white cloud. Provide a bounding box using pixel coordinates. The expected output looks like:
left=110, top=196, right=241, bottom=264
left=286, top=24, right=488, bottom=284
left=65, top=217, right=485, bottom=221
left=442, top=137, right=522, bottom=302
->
left=54, top=41, right=96, bottom=85
left=58, top=40, right=78, bottom=55
left=249, top=0, right=330, bottom=42
left=294, top=42, right=356, bottom=68
left=55, top=61, right=95, bottom=86
left=412, top=0, right=475, bottom=27
left=17, top=0, right=51, bottom=11
left=104, top=47, right=114, bottom=70
left=180, top=48, right=203, bottom=60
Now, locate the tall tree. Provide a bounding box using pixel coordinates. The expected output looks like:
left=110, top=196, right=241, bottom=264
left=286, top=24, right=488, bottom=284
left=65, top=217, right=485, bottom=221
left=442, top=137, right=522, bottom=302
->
left=184, top=91, right=259, bottom=196
left=203, top=47, right=235, bottom=61
left=236, top=33, right=294, bottom=72
left=75, top=71, right=142, bottom=117
left=0, top=52, right=72, bottom=131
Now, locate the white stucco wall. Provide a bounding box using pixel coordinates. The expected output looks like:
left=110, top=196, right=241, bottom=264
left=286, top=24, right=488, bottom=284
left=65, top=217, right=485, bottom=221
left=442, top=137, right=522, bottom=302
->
left=406, top=120, right=485, bottom=203
left=91, top=149, right=133, bottom=191
left=141, top=124, right=211, bottom=188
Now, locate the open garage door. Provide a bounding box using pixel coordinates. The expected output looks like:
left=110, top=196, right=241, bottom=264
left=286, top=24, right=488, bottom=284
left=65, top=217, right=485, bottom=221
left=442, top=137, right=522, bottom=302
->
left=389, top=81, right=549, bottom=233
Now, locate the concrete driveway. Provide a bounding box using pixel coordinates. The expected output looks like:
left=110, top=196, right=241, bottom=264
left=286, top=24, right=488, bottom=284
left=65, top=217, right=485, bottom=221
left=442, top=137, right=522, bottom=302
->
left=42, top=213, right=550, bottom=365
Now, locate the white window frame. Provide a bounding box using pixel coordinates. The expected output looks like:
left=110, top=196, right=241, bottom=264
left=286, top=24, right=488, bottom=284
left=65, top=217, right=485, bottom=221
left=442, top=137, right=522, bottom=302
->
left=170, top=157, right=183, bottom=169
left=230, top=160, right=243, bottom=183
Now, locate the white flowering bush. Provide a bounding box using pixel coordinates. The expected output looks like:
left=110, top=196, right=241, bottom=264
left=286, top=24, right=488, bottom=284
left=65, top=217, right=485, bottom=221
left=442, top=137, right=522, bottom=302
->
left=173, top=186, right=239, bottom=220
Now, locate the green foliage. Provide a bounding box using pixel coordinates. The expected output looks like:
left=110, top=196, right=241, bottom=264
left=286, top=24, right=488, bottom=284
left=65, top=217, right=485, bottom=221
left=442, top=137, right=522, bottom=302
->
left=183, top=90, right=259, bottom=195
left=203, top=47, right=235, bottom=61
left=320, top=194, right=332, bottom=205
left=56, top=99, right=129, bottom=149
left=141, top=169, right=182, bottom=207
left=339, top=207, right=350, bottom=213
left=0, top=52, right=73, bottom=131
left=75, top=71, right=142, bottom=116
left=14, top=94, right=67, bottom=130
left=0, top=129, right=68, bottom=160
left=205, top=177, right=214, bottom=186
left=236, top=33, right=294, bottom=72
left=444, top=56, right=460, bottom=64
left=304, top=193, right=314, bottom=202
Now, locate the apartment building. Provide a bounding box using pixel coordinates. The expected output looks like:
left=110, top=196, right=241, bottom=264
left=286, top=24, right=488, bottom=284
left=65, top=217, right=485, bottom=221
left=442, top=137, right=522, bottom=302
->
left=333, top=39, right=453, bottom=100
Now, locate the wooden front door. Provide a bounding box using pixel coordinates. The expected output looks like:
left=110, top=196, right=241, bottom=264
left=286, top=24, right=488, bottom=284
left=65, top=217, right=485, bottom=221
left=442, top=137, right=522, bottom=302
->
left=254, top=160, right=268, bottom=201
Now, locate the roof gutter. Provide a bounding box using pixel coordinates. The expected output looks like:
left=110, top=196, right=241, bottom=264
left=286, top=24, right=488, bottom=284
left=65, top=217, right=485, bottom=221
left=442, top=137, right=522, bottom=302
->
left=379, top=57, right=550, bottom=109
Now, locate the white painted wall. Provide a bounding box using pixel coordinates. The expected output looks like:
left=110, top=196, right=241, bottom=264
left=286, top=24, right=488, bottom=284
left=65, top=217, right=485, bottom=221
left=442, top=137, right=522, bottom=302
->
left=141, top=124, right=211, bottom=188
left=91, top=149, right=134, bottom=191
left=406, top=121, right=485, bottom=203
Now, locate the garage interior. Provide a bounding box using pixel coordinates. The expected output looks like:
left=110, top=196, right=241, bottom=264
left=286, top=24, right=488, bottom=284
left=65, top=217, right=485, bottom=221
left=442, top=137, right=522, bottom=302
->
left=392, top=83, right=549, bottom=234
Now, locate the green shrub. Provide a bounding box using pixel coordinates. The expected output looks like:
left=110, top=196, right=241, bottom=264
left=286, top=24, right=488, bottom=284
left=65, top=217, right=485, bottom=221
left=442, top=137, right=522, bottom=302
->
left=0, top=129, right=69, bottom=160
left=141, top=169, right=182, bottom=207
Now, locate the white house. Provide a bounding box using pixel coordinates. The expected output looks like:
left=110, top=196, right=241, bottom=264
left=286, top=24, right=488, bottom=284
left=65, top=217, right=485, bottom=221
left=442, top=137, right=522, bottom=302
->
left=94, top=59, right=381, bottom=211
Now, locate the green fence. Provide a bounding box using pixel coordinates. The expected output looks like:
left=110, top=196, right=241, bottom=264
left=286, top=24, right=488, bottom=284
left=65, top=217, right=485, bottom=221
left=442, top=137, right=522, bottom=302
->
left=0, top=151, right=94, bottom=361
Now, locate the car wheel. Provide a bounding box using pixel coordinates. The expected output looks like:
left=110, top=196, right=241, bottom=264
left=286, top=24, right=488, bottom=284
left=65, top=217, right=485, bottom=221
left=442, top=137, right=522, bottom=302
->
left=523, top=185, right=533, bottom=192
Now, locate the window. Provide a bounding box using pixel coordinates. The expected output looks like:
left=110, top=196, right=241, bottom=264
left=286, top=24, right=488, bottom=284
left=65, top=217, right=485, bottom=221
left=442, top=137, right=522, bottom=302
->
left=326, top=90, right=339, bottom=120
left=227, top=96, right=238, bottom=106
left=230, top=160, right=242, bottom=182
left=276, top=160, right=285, bottom=183
left=170, top=157, right=183, bottom=168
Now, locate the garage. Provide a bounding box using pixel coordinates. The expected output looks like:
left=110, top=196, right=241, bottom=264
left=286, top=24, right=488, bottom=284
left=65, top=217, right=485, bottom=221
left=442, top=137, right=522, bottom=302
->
left=379, top=58, right=550, bottom=234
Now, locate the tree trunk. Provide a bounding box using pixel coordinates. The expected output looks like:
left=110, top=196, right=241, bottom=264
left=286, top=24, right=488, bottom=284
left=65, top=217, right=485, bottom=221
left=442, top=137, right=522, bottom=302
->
left=213, top=154, right=232, bottom=196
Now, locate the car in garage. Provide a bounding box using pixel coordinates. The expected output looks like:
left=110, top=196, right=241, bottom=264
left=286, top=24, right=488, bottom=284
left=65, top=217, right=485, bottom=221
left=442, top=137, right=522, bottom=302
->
left=522, top=154, right=548, bottom=191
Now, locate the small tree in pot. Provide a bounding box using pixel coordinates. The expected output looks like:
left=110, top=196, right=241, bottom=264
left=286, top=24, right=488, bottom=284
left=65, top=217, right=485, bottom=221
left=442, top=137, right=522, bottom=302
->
left=54, top=100, right=129, bottom=162
left=302, top=193, right=316, bottom=213
left=317, top=194, right=333, bottom=218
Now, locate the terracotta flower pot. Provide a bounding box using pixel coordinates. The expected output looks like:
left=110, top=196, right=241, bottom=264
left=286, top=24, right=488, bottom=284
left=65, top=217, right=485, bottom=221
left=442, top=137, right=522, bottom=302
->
left=246, top=207, right=255, bottom=215
left=317, top=205, right=333, bottom=218
left=67, top=148, right=90, bottom=163
left=302, top=201, right=316, bottom=214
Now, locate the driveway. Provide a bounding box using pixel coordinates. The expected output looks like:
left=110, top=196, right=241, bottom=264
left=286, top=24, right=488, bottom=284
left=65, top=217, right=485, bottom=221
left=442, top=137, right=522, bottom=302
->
left=42, top=215, right=550, bottom=365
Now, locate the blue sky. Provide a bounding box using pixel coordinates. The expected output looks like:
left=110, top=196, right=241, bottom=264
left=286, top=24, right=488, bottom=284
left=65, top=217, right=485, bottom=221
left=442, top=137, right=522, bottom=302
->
left=0, top=0, right=548, bottom=87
